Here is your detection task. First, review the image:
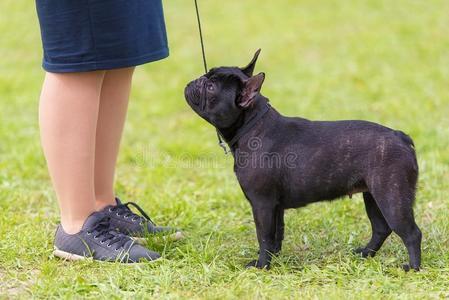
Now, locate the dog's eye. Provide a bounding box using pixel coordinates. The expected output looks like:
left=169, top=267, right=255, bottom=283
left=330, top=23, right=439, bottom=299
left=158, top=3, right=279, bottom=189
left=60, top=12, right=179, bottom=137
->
left=206, top=82, right=215, bottom=92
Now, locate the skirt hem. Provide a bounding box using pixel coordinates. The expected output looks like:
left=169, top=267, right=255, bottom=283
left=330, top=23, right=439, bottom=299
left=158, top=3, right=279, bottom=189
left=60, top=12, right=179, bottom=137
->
left=42, top=47, right=169, bottom=73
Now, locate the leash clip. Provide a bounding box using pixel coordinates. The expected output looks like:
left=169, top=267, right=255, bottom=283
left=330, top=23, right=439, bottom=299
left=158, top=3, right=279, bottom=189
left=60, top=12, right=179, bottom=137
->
left=216, top=129, right=229, bottom=155
left=219, top=141, right=229, bottom=155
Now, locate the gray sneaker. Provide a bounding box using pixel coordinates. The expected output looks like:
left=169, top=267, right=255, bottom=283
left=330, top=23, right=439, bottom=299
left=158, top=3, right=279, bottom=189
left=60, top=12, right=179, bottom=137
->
left=101, top=198, right=183, bottom=240
left=53, top=211, right=161, bottom=263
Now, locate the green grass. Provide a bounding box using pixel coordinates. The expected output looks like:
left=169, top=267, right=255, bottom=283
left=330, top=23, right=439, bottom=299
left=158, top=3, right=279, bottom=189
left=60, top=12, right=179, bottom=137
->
left=1, top=0, right=449, bottom=298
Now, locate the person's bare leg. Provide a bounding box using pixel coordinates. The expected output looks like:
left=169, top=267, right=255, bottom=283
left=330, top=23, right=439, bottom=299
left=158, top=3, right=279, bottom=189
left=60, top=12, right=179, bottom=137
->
left=94, top=67, right=135, bottom=209
left=39, top=71, right=105, bottom=234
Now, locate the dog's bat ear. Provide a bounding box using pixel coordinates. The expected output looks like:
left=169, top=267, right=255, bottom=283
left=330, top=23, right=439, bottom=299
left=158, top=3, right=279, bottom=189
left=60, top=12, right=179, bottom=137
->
left=238, top=72, right=265, bottom=108
left=240, top=49, right=261, bottom=77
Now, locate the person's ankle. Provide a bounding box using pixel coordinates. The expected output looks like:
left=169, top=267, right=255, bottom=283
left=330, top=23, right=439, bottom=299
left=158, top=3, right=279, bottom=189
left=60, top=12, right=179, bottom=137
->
left=95, top=194, right=116, bottom=211
left=61, top=219, right=85, bottom=235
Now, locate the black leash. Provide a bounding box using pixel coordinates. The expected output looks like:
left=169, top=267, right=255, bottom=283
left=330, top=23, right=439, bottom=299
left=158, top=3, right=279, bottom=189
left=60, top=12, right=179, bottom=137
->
left=194, top=0, right=207, bottom=73
left=194, top=0, right=229, bottom=154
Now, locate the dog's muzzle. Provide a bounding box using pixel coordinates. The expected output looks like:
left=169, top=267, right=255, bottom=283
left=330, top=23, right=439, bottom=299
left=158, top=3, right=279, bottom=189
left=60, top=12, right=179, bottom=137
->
left=185, top=76, right=207, bottom=107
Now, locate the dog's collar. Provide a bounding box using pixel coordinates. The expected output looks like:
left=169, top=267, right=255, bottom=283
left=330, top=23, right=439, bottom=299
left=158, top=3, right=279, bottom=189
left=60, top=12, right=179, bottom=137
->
left=217, top=102, right=271, bottom=153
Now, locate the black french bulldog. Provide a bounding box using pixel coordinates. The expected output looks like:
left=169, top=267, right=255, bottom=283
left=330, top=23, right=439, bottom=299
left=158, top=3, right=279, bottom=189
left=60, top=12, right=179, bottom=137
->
left=184, top=50, right=422, bottom=271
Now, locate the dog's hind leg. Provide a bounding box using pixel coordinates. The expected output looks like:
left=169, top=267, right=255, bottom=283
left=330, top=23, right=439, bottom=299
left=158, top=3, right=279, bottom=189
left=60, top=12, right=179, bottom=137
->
left=369, top=175, right=421, bottom=271
left=354, top=192, right=392, bottom=258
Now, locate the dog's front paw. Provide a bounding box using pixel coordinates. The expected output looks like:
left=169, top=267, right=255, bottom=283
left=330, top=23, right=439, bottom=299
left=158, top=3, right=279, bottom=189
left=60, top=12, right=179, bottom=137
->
left=353, top=247, right=376, bottom=258
left=272, top=247, right=282, bottom=255
left=402, top=264, right=420, bottom=272
left=245, top=259, right=270, bottom=270
left=245, top=259, right=258, bottom=268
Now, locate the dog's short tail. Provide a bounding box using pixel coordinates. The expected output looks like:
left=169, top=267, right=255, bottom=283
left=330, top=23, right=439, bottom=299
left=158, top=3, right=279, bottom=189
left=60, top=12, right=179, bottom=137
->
left=395, top=130, right=415, bottom=148
left=395, top=130, right=418, bottom=175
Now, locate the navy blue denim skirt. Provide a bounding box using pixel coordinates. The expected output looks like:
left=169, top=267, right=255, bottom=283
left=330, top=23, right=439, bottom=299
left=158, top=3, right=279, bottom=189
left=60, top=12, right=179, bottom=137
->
left=36, top=0, right=169, bottom=73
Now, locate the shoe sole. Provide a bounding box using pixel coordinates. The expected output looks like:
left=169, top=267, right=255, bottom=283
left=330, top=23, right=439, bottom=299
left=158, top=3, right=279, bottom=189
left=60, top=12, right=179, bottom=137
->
left=53, top=248, right=88, bottom=261
left=53, top=247, right=161, bottom=263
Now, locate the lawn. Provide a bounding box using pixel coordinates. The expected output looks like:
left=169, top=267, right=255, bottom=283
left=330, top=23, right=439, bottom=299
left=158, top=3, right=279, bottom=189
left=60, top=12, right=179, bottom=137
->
left=1, top=0, right=449, bottom=298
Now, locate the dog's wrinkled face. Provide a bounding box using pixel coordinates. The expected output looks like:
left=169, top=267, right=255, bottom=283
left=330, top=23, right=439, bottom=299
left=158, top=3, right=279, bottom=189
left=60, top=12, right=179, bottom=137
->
left=184, top=49, right=265, bottom=129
